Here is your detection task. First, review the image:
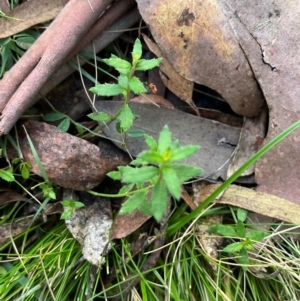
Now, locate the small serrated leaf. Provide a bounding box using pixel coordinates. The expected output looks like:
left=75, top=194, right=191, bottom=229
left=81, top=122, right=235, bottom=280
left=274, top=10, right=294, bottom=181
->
left=144, top=134, right=158, bottom=150
left=245, top=230, right=268, bottom=242
left=135, top=58, right=162, bottom=71
left=74, top=202, right=85, bottom=208
left=88, top=112, right=111, bottom=122
left=170, top=145, right=200, bottom=161
left=103, top=55, right=131, bottom=70
left=43, top=112, right=65, bottom=122
left=119, top=104, right=134, bottom=131
left=0, top=170, right=15, bottom=182
left=90, top=83, right=125, bottom=96
left=138, top=150, right=163, bottom=164
left=162, top=166, right=181, bottom=200
left=58, top=118, right=70, bottom=132
left=223, top=242, right=244, bottom=253
left=206, top=224, right=237, bottom=237
left=132, top=38, right=143, bottom=63
left=118, top=184, right=134, bottom=195
left=118, top=74, right=128, bottom=88
left=128, top=77, right=147, bottom=94
left=120, top=191, right=148, bottom=214
left=127, top=129, right=145, bottom=138
left=121, top=166, right=158, bottom=183
left=61, top=210, right=72, bottom=219
left=238, top=248, right=249, bottom=270
left=158, top=125, right=172, bottom=154
left=170, top=164, right=202, bottom=183
left=237, top=208, right=248, bottom=222
left=21, top=166, right=30, bottom=179
left=151, top=179, right=168, bottom=221
left=107, top=170, right=122, bottom=180
left=236, top=220, right=246, bottom=238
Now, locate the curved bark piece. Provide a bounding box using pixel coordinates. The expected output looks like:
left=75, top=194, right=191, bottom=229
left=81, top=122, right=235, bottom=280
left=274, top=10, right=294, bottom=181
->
left=0, top=0, right=117, bottom=135
left=136, top=0, right=265, bottom=117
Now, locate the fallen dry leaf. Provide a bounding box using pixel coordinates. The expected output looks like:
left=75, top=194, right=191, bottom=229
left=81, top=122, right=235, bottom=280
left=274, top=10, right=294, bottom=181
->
left=227, top=108, right=267, bottom=178
left=130, top=94, right=174, bottom=109
left=142, top=34, right=197, bottom=113
left=136, top=0, right=265, bottom=117
left=0, top=0, right=68, bottom=39
left=111, top=210, right=151, bottom=239
left=95, top=101, right=241, bottom=181
left=0, top=189, right=28, bottom=206
left=220, top=1, right=300, bottom=205
left=8, top=120, right=124, bottom=190
left=197, top=184, right=300, bottom=224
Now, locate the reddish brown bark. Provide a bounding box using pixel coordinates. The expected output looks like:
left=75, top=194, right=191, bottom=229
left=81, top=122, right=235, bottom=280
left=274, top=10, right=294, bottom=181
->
left=0, top=0, right=135, bottom=135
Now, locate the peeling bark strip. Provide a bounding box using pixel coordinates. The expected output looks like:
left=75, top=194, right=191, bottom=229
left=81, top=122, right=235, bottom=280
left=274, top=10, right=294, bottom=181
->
left=0, top=0, right=115, bottom=135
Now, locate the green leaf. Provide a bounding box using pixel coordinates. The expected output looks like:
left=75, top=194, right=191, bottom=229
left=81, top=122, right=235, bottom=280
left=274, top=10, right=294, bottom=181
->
left=245, top=230, right=268, bottom=242
left=170, top=145, right=200, bottom=161
left=43, top=112, right=65, bottom=121
left=238, top=248, right=249, bottom=270
left=236, top=220, right=246, bottom=238
left=138, top=150, right=163, bottom=164
left=115, top=122, right=122, bottom=133
left=118, top=184, right=134, bottom=195
left=158, top=125, right=172, bottom=154
left=107, top=170, right=122, bottom=180
left=127, top=129, right=145, bottom=138
left=75, top=123, right=84, bottom=135
left=138, top=200, right=153, bottom=216
left=120, top=191, right=148, bottom=214
left=132, top=38, right=142, bottom=63
left=88, top=111, right=111, bottom=122
left=15, top=36, right=36, bottom=50
left=61, top=200, right=73, bottom=207
left=58, top=118, right=70, bottom=132
left=151, top=179, right=168, bottom=221
left=162, top=166, right=181, bottom=200
left=144, top=134, right=158, bottom=150
left=170, top=164, right=202, bottom=182
left=135, top=58, right=162, bottom=71
left=20, top=165, right=30, bottom=179
left=223, top=242, right=244, bottom=253
left=119, top=104, right=134, bottom=131
left=74, top=201, right=85, bottom=208
left=90, top=83, right=125, bottom=96
left=118, top=74, right=128, bottom=88
left=61, top=210, right=72, bottom=219
left=128, top=77, right=147, bottom=94
left=237, top=208, right=248, bottom=222
left=103, top=55, right=131, bottom=74
left=130, top=158, right=148, bottom=166
left=120, top=166, right=158, bottom=183
left=11, top=158, right=20, bottom=164
left=0, top=169, right=14, bottom=182
left=47, top=188, right=56, bottom=200
left=206, top=224, right=237, bottom=237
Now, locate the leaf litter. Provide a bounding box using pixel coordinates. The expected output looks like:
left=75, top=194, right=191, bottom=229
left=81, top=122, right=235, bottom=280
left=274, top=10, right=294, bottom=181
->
left=2, top=0, right=300, bottom=295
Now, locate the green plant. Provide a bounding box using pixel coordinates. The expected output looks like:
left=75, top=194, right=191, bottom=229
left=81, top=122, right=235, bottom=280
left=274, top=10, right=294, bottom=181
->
left=89, top=38, right=162, bottom=132
left=105, top=125, right=202, bottom=221
left=206, top=208, right=268, bottom=270
left=11, top=158, right=32, bottom=179
left=0, top=30, right=40, bottom=78
left=60, top=199, right=85, bottom=219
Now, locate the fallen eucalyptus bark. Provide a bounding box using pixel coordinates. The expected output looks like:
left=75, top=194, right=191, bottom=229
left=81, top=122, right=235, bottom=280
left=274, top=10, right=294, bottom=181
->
left=94, top=101, right=242, bottom=181
left=0, top=0, right=137, bottom=135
